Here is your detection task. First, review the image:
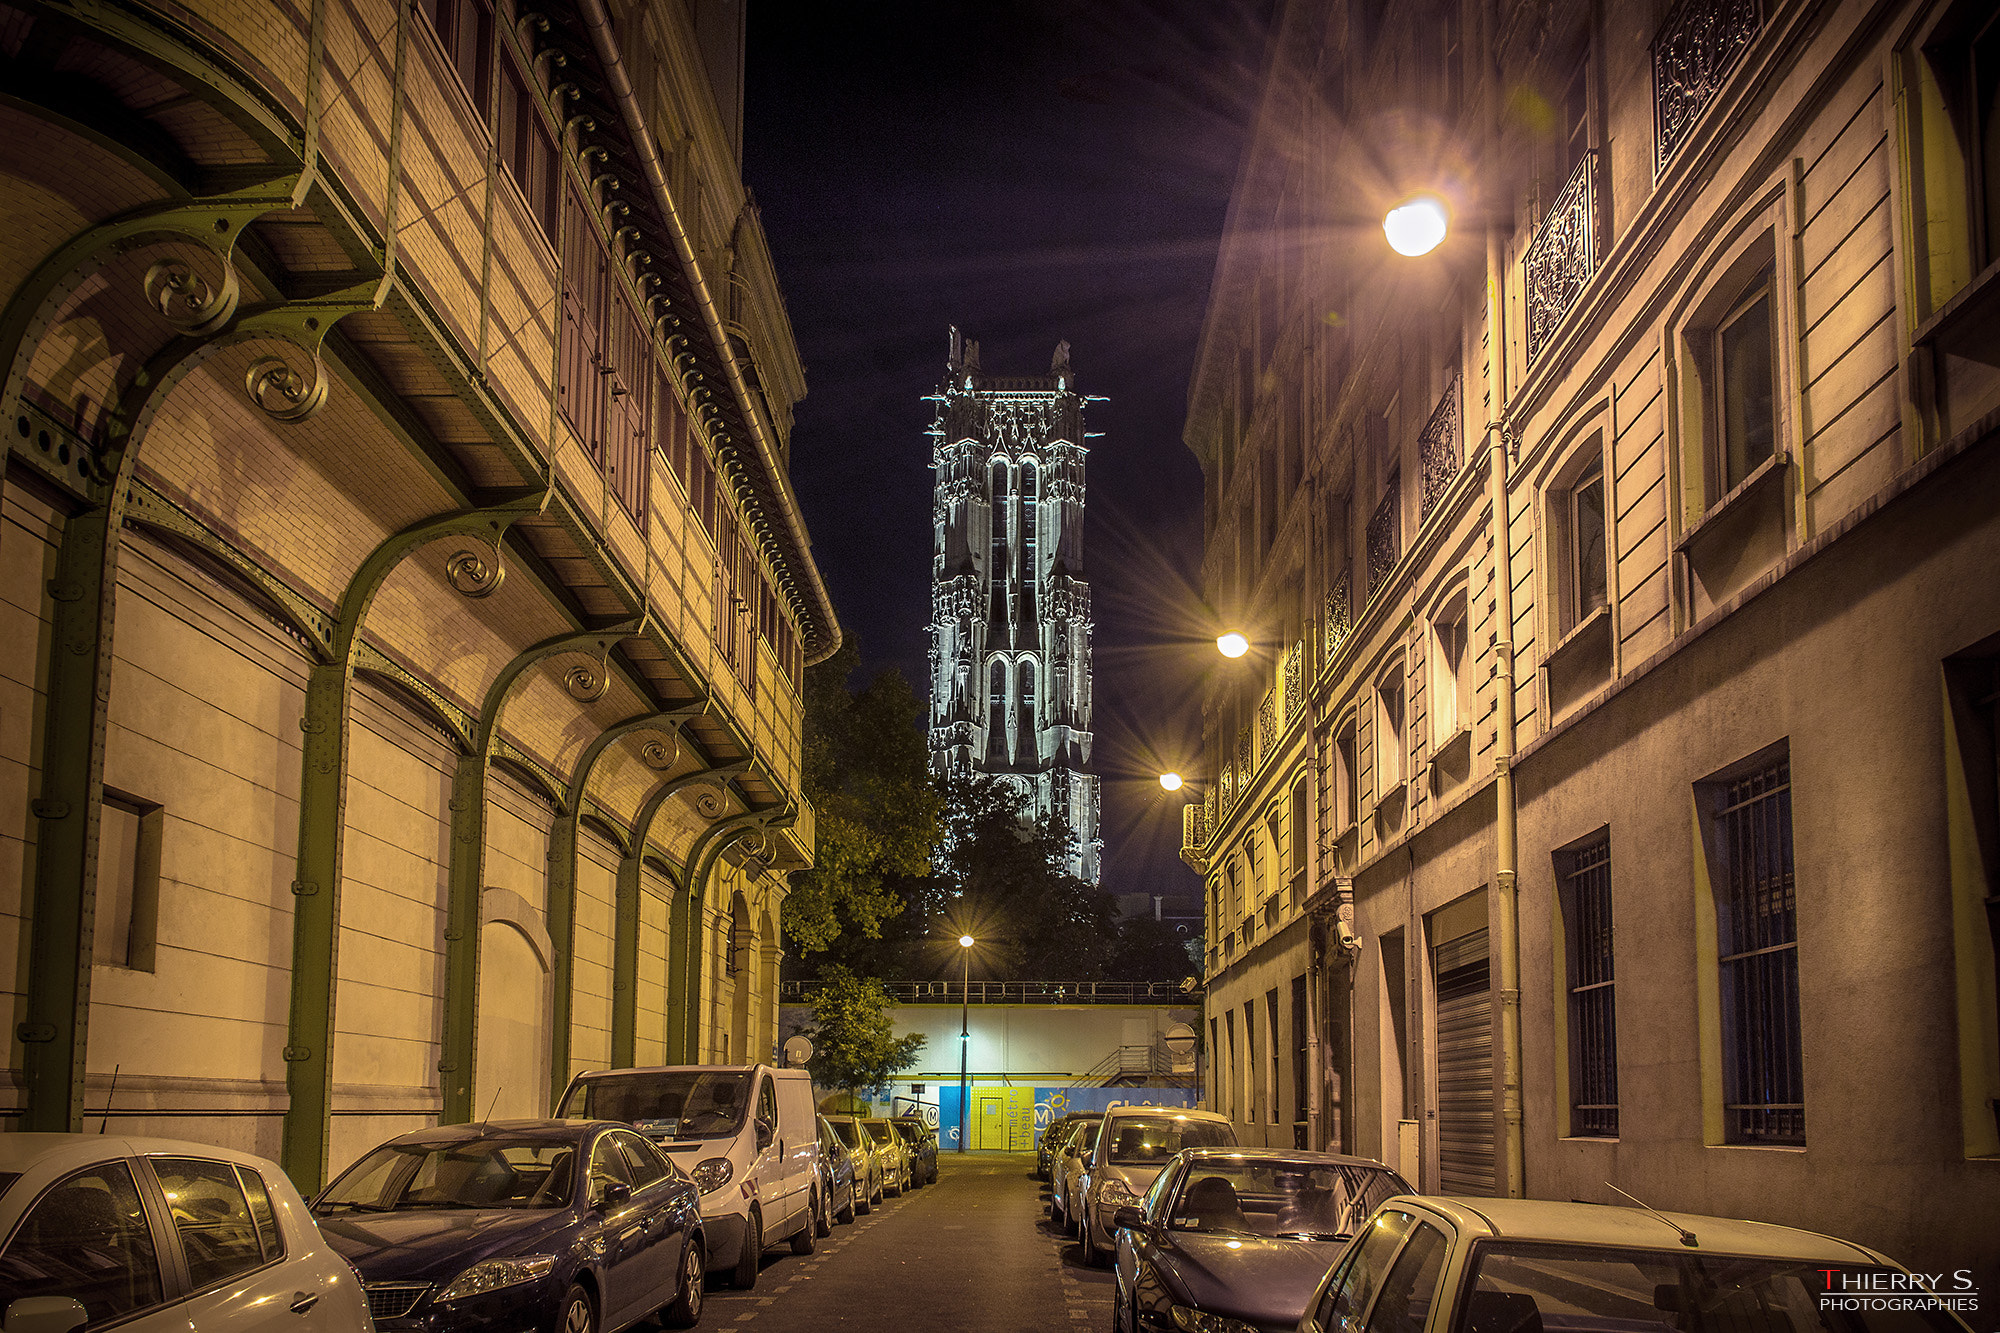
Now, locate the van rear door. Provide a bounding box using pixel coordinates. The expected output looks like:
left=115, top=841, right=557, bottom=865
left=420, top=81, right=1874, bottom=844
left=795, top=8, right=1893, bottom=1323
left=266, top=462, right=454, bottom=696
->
left=775, top=1072, right=817, bottom=1224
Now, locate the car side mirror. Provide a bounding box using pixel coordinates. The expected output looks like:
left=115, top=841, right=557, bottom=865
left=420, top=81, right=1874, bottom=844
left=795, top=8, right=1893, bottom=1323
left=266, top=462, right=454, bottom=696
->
left=1113, top=1206, right=1147, bottom=1232
left=5, top=1299, right=88, bottom=1333
left=596, top=1181, right=631, bottom=1209
left=755, top=1120, right=774, bottom=1151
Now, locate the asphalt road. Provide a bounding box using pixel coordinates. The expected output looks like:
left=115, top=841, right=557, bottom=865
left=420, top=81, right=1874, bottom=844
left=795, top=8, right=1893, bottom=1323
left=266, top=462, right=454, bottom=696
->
left=701, top=1151, right=1115, bottom=1331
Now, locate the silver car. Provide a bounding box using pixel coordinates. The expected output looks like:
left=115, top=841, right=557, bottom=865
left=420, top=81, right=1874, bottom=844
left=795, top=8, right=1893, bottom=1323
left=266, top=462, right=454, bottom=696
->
left=0, top=1133, right=374, bottom=1332
left=860, top=1120, right=910, bottom=1196
left=1079, top=1106, right=1234, bottom=1266
left=1053, top=1119, right=1101, bottom=1236
left=822, top=1115, right=882, bottom=1213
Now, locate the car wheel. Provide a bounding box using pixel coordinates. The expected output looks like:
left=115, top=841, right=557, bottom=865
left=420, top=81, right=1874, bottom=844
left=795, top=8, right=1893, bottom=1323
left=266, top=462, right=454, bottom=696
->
left=731, top=1209, right=761, bottom=1290
left=558, top=1284, right=595, bottom=1333
left=886, top=1167, right=901, bottom=1197
left=856, top=1181, right=872, bottom=1215
left=1084, top=1212, right=1108, bottom=1268
left=791, top=1195, right=818, bottom=1255
left=661, top=1238, right=704, bottom=1328
left=815, top=1184, right=834, bottom=1236
left=837, top=1184, right=856, bottom=1224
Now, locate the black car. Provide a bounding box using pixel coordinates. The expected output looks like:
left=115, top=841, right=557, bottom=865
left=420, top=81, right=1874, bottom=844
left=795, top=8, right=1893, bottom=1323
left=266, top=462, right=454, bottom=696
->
left=1110, top=1147, right=1411, bottom=1333
left=314, top=1118, right=706, bottom=1333
left=889, top=1117, right=939, bottom=1187
left=816, top=1114, right=859, bottom=1226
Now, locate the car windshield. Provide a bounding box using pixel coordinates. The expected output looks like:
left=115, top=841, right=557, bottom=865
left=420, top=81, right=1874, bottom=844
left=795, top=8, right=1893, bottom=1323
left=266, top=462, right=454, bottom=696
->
left=315, top=1138, right=577, bottom=1212
left=560, top=1070, right=751, bottom=1141
left=863, top=1122, right=895, bottom=1144
left=1456, top=1245, right=1966, bottom=1333
left=831, top=1120, right=865, bottom=1149
left=1106, top=1116, right=1232, bottom=1165
left=1166, top=1159, right=1409, bottom=1241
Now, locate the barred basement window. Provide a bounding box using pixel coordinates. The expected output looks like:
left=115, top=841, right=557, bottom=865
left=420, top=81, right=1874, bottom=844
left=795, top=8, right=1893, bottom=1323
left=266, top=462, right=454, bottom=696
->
left=1702, top=749, right=1804, bottom=1145
left=1557, top=832, right=1618, bottom=1137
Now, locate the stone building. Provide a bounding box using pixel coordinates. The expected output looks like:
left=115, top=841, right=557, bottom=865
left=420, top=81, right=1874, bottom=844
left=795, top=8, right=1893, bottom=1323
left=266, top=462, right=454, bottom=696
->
left=1184, top=0, right=1999, bottom=1286
left=0, top=0, right=836, bottom=1189
left=928, top=332, right=1102, bottom=883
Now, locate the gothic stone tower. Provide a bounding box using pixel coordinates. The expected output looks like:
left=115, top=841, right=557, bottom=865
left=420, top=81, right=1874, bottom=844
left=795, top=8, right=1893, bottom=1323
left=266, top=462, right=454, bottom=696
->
left=928, top=329, right=1101, bottom=883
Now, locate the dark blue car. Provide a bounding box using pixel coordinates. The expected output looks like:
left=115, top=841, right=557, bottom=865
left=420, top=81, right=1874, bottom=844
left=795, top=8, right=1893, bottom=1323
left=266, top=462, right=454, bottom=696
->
left=313, top=1118, right=705, bottom=1333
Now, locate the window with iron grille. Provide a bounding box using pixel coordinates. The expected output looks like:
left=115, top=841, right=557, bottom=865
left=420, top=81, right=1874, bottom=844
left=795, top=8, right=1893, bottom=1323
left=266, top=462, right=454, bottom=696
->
left=1557, top=832, right=1617, bottom=1137
left=1702, top=749, right=1803, bottom=1145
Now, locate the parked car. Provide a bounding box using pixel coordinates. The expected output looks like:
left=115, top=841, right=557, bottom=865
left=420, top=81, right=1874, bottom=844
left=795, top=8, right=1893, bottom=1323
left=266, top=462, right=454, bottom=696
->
left=1294, top=1196, right=1975, bottom=1333
left=822, top=1115, right=882, bottom=1213
left=1038, top=1111, right=1100, bottom=1182
left=1079, top=1106, right=1234, bottom=1266
left=558, top=1063, right=819, bottom=1288
left=860, top=1120, right=910, bottom=1196
left=814, top=1116, right=858, bottom=1227
left=1052, top=1119, right=1101, bottom=1234
left=0, top=1133, right=373, bottom=1333
left=313, top=1118, right=702, bottom=1332
left=1109, top=1148, right=1411, bottom=1333
left=889, top=1117, right=938, bottom=1187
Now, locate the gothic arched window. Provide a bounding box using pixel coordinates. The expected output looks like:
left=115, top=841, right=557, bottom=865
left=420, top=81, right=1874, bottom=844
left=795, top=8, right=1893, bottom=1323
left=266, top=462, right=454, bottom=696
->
left=988, top=460, right=1009, bottom=629
left=987, top=658, right=1008, bottom=763
left=1019, top=461, right=1039, bottom=625
left=1017, top=660, right=1037, bottom=761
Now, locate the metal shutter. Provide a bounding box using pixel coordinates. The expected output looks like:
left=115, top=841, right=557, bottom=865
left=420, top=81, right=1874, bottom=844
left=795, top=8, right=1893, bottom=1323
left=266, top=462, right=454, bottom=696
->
left=1433, top=928, right=1494, bottom=1195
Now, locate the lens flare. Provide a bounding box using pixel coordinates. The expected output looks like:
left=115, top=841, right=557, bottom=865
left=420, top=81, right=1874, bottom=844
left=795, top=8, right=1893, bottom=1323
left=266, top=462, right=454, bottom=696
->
left=1216, top=632, right=1249, bottom=658
left=1159, top=772, right=1184, bottom=792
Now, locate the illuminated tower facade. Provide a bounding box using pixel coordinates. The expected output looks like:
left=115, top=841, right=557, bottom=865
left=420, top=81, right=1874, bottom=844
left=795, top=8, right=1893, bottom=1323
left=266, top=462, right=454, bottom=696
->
left=927, top=329, right=1101, bottom=883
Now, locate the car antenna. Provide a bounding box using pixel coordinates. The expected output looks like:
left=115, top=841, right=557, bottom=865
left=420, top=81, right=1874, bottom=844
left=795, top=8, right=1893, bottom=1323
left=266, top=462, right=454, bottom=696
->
left=1606, top=1183, right=1698, bottom=1247
left=99, top=1063, right=120, bottom=1134
left=479, top=1085, right=503, bottom=1131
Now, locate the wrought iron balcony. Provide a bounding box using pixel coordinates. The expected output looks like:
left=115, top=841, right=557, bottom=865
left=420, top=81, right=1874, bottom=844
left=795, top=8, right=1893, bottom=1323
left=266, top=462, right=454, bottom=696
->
left=1181, top=799, right=1212, bottom=857
left=1366, top=481, right=1400, bottom=600
left=1653, top=0, right=1763, bottom=176
left=1283, top=640, right=1302, bottom=723
left=1418, top=370, right=1464, bottom=521
left=1524, top=151, right=1600, bottom=366
left=1325, top=569, right=1351, bottom=659
left=1258, top=691, right=1276, bottom=759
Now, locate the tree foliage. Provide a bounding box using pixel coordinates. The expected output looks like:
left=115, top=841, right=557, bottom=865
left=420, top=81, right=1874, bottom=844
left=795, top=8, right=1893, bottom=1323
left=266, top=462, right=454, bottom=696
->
left=783, top=639, right=941, bottom=955
left=800, top=965, right=927, bottom=1097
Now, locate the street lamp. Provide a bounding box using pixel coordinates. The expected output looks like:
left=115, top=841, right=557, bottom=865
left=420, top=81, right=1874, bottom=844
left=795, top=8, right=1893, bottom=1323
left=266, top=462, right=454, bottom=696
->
left=1159, top=771, right=1184, bottom=792
left=957, top=935, right=974, bottom=1153
left=1383, top=194, right=1449, bottom=257
left=1216, top=631, right=1249, bottom=659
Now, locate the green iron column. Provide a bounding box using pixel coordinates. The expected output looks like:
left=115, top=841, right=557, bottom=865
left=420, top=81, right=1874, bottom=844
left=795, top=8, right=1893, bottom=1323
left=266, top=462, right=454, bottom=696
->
left=281, top=496, right=543, bottom=1189
left=438, top=621, right=639, bottom=1123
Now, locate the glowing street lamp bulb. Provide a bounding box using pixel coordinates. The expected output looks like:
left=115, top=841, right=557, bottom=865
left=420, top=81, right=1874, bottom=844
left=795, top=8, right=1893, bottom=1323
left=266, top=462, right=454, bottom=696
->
left=1384, top=195, right=1449, bottom=257
left=958, top=934, right=975, bottom=948
left=1159, top=772, right=1184, bottom=792
left=1216, top=632, right=1249, bottom=659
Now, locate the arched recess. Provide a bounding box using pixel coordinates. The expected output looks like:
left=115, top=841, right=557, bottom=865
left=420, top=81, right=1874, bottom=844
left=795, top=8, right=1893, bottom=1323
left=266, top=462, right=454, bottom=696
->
left=727, top=890, right=753, bottom=1064
left=756, top=908, right=781, bottom=1065
left=1017, top=656, right=1038, bottom=763
left=476, top=886, right=552, bottom=1120
left=634, top=855, right=680, bottom=1066
left=987, top=657, right=1009, bottom=764
left=1019, top=459, right=1039, bottom=623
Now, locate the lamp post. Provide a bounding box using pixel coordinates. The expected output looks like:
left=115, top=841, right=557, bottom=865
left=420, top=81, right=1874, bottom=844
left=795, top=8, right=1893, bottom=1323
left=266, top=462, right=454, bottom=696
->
left=957, top=934, right=974, bottom=1153
left=1215, top=631, right=1249, bottom=659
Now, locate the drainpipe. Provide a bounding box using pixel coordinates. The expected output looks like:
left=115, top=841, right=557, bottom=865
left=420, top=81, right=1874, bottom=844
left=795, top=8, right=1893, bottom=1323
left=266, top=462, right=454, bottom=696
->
left=1483, top=52, right=1525, bottom=1200
left=578, top=0, right=841, bottom=664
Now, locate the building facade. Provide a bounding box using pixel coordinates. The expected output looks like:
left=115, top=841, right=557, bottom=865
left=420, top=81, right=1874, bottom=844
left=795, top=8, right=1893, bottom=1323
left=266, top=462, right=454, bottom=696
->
left=1185, top=0, right=2000, bottom=1288
left=928, top=332, right=1102, bottom=882
left=1, top=0, right=837, bottom=1190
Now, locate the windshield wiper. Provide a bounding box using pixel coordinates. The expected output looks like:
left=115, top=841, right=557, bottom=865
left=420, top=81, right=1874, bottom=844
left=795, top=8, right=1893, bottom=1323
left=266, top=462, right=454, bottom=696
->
left=316, top=1201, right=393, bottom=1213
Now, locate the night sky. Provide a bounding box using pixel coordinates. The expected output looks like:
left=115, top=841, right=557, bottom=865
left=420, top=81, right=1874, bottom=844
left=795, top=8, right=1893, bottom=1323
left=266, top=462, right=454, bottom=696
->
left=743, top=1, right=1273, bottom=906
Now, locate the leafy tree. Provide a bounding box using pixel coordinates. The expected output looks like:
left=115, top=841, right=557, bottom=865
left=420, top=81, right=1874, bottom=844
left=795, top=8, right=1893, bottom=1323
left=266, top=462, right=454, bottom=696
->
left=1107, top=913, right=1203, bottom=985
left=783, top=639, right=941, bottom=959
left=801, top=965, right=927, bottom=1098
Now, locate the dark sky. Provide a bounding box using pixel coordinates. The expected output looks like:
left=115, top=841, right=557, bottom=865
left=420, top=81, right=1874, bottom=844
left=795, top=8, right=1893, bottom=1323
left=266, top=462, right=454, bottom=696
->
left=743, top=0, right=1272, bottom=905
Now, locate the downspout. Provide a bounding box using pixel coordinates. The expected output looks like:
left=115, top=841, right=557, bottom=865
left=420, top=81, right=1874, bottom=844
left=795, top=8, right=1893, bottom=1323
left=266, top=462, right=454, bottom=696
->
left=578, top=0, right=842, bottom=664
left=1483, top=45, right=1525, bottom=1200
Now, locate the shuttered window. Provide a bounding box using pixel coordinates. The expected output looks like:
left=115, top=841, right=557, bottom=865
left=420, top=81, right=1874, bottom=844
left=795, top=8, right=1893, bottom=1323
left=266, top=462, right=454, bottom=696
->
left=1433, top=927, right=1494, bottom=1194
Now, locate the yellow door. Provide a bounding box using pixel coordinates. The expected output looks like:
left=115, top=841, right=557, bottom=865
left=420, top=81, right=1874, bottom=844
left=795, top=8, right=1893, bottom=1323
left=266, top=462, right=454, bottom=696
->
left=971, top=1089, right=1034, bottom=1149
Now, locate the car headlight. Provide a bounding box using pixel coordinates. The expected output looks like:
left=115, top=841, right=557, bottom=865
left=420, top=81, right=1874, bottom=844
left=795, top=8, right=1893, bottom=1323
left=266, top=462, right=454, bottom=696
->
left=1098, top=1179, right=1137, bottom=1207
left=436, top=1254, right=558, bottom=1303
left=1170, top=1306, right=1260, bottom=1333
left=690, top=1157, right=734, bottom=1194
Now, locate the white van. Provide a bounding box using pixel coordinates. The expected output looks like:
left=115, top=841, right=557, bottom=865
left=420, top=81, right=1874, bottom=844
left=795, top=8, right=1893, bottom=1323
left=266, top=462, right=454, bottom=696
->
left=557, top=1063, right=820, bottom=1290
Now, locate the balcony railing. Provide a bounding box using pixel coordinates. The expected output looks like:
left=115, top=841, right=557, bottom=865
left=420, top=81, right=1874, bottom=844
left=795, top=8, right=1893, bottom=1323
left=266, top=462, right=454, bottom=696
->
left=1652, top=0, right=1762, bottom=176
left=1181, top=800, right=1212, bottom=858
left=1418, top=370, right=1464, bottom=521
left=1283, top=640, right=1303, bottom=723
left=1366, top=481, right=1400, bottom=599
left=1258, top=691, right=1276, bottom=758
left=1325, top=569, right=1351, bottom=660
left=780, top=980, right=1199, bottom=1006
left=1524, top=151, right=1600, bottom=365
